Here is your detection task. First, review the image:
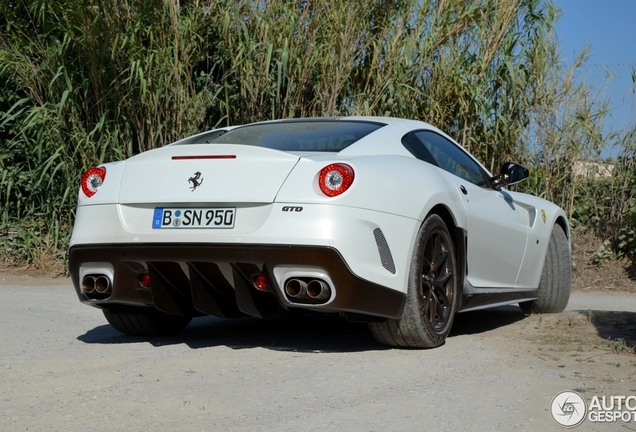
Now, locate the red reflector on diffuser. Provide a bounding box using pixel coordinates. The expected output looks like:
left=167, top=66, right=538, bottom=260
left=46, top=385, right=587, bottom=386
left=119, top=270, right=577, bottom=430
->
left=253, top=275, right=268, bottom=291
left=138, top=273, right=151, bottom=288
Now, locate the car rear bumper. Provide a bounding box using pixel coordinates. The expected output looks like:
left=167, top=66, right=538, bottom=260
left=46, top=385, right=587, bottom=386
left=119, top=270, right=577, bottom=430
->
left=69, top=243, right=406, bottom=320
left=70, top=203, right=419, bottom=295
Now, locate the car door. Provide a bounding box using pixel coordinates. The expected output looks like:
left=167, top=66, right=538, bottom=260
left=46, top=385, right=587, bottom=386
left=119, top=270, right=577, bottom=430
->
left=406, top=131, right=529, bottom=289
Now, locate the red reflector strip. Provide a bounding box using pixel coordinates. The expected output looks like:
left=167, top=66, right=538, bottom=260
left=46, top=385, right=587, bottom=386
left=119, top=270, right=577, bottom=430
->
left=172, top=155, right=236, bottom=160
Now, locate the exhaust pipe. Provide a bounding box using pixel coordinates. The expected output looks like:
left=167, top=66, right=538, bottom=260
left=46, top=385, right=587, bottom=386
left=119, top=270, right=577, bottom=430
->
left=283, top=277, right=332, bottom=304
left=94, top=276, right=111, bottom=294
left=284, top=279, right=308, bottom=299
left=81, top=274, right=112, bottom=297
left=307, top=279, right=331, bottom=301
left=82, top=276, right=96, bottom=293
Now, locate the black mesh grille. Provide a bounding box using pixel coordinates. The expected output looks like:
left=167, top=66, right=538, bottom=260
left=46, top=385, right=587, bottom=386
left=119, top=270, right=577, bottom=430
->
left=373, top=228, right=396, bottom=274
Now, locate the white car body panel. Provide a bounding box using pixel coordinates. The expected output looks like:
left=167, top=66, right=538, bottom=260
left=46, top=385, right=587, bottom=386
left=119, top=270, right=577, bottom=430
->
left=117, top=144, right=300, bottom=204
left=509, top=191, right=570, bottom=289
left=449, top=177, right=529, bottom=289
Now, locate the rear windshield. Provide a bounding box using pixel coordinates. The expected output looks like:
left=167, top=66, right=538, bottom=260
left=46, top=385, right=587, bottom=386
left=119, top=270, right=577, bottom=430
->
left=211, top=120, right=384, bottom=152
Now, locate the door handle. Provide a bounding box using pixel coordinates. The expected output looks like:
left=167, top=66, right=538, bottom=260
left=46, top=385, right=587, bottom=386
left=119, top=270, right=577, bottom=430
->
left=460, top=185, right=468, bottom=195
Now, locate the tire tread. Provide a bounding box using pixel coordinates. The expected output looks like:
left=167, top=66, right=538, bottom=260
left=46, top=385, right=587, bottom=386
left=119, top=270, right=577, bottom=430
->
left=520, top=224, right=571, bottom=314
left=103, top=308, right=191, bottom=336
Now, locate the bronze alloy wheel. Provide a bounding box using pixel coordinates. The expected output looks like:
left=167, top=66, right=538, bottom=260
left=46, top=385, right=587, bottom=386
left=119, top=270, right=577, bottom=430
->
left=421, top=227, right=455, bottom=333
left=368, top=214, right=459, bottom=348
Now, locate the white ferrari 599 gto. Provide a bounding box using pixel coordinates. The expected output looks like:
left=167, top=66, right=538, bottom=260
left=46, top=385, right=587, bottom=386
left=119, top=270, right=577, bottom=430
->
left=69, top=117, right=571, bottom=348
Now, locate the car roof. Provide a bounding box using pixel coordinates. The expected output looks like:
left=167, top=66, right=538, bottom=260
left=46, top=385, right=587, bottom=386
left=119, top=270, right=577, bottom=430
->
left=171, top=116, right=446, bottom=152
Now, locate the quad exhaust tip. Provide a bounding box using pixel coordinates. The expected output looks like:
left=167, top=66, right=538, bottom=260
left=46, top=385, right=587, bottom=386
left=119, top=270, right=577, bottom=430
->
left=284, top=278, right=331, bottom=304
left=81, top=274, right=112, bottom=298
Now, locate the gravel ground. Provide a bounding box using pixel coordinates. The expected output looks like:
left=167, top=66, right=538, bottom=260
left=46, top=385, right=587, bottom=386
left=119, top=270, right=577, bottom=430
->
left=1, top=279, right=635, bottom=432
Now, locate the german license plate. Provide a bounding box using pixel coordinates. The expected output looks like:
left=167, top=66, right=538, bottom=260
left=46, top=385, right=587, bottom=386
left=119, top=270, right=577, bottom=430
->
left=152, top=207, right=236, bottom=229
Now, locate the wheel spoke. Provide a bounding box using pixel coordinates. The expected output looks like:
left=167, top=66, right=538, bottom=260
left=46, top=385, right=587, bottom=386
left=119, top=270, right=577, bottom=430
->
left=424, top=285, right=448, bottom=330
left=434, top=271, right=452, bottom=287
left=422, top=256, right=432, bottom=272
left=435, top=300, right=447, bottom=326
left=433, top=285, right=450, bottom=310
left=435, top=250, right=449, bottom=276
left=430, top=234, right=441, bottom=268
left=435, top=289, right=451, bottom=326
left=427, top=288, right=437, bottom=323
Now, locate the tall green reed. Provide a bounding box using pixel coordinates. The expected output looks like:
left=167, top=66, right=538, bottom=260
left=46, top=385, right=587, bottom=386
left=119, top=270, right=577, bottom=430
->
left=0, top=0, right=633, bottom=268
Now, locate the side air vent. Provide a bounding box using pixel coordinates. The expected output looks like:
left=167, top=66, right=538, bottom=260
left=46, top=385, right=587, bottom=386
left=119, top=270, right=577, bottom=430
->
left=373, top=228, right=396, bottom=274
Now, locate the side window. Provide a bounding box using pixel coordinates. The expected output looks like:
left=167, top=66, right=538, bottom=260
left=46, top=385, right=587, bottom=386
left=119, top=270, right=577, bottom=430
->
left=413, top=131, right=489, bottom=187
left=402, top=133, right=438, bottom=166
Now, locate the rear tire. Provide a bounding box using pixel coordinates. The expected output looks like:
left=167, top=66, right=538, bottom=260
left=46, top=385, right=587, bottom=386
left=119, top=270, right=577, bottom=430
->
left=103, top=308, right=192, bottom=336
left=520, top=224, right=571, bottom=314
left=369, top=215, right=460, bottom=348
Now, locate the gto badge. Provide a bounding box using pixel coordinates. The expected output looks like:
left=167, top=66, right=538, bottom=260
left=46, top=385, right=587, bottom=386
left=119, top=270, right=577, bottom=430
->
left=541, top=210, right=546, bottom=224
left=282, top=206, right=303, bottom=212
left=188, top=171, right=204, bottom=191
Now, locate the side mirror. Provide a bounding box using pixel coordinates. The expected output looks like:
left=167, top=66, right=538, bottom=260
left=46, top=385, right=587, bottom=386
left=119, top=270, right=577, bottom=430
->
left=492, top=162, right=529, bottom=187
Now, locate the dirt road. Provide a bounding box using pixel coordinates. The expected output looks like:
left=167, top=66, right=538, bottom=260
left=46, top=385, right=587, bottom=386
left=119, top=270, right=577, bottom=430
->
left=1, top=279, right=635, bottom=431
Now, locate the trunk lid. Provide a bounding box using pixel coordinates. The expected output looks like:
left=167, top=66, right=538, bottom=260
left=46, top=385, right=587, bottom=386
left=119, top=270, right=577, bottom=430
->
left=118, top=144, right=300, bottom=204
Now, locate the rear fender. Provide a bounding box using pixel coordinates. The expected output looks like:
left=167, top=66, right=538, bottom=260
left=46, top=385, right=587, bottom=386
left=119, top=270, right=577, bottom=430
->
left=275, top=155, right=466, bottom=225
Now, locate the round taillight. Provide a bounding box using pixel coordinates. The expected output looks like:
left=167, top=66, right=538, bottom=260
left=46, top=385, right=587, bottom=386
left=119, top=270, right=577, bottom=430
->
left=81, top=167, right=106, bottom=197
left=318, top=163, right=355, bottom=197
